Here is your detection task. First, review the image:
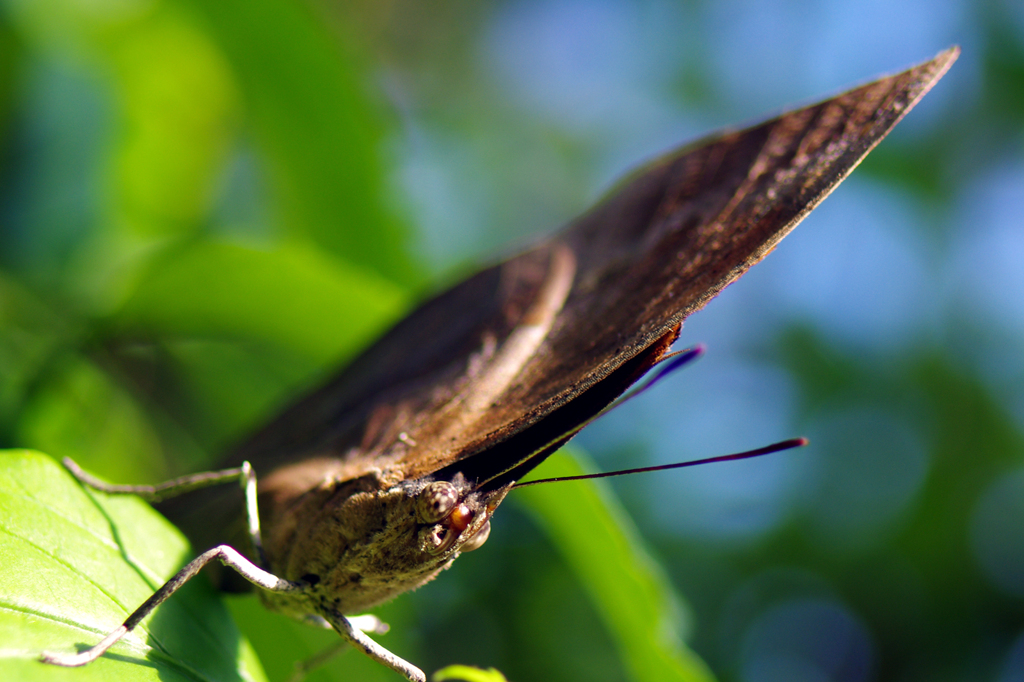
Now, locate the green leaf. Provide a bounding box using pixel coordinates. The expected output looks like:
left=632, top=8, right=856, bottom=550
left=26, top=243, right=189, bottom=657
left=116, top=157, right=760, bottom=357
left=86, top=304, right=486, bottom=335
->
left=515, top=448, right=716, bottom=682
left=0, top=450, right=266, bottom=682
left=433, top=664, right=509, bottom=682
left=106, top=4, right=241, bottom=236
left=117, top=238, right=408, bottom=366
left=15, top=357, right=169, bottom=484
left=0, top=274, right=76, bottom=430
left=178, top=0, right=420, bottom=285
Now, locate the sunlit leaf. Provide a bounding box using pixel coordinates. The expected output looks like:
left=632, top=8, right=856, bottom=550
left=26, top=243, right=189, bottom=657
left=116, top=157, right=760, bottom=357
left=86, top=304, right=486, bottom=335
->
left=0, top=450, right=266, bottom=681
left=433, top=664, right=509, bottom=682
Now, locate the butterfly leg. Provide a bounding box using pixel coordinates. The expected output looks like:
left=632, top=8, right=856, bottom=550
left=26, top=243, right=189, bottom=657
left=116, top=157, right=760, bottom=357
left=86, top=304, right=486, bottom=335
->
left=61, top=457, right=269, bottom=566
left=40, top=544, right=306, bottom=666
left=323, top=609, right=426, bottom=682
left=285, top=640, right=350, bottom=682
left=302, top=613, right=389, bottom=633
left=283, top=614, right=393, bottom=682
left=43, top=459, right=292, bottom=667
left=49, top=460, right=421, bottom=679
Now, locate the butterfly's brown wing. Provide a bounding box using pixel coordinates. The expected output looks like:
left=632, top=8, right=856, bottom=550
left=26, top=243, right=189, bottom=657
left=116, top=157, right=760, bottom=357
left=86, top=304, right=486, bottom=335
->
left=485, top=46, right=960, bottom=433
left=158, top=48, right=957, bottom=560
left=401, top=46, right=960, bottom=483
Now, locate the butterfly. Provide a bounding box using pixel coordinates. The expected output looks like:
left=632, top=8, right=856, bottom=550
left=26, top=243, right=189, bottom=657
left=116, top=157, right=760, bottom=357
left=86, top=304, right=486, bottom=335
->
left=43, top=47, right=958, bottom=681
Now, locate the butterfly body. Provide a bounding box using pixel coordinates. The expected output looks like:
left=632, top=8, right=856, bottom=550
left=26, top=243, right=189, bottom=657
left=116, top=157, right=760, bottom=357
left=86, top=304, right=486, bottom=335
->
left=132, top=48, right=960, bottom=677
left=254, top=469, right=501, bottom=617
left=235, top=244, right=680, bottom=615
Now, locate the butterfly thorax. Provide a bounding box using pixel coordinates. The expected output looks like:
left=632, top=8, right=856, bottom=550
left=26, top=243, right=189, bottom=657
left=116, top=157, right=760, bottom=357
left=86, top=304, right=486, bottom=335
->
left=257, top=460, right=505, bottom=617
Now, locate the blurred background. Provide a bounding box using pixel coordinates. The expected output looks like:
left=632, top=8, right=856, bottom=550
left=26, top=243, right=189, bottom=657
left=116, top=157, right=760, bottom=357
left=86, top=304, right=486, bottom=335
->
left=1, top=0, right=1022, bottom=681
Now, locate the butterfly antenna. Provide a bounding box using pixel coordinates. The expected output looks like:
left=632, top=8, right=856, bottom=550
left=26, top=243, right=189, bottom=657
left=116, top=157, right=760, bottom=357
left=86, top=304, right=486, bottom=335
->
left=546, top=344, right=703, bottom=442
left=475, top=346, right=707, bottom=490
left=598, top=344, right=704, bottom=416
left=512, top=438, right=807, bottom=488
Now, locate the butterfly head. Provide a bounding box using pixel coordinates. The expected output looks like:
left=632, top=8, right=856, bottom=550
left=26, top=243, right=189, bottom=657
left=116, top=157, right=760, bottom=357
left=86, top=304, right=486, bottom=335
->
left=407, top=473, right=509, bottom=556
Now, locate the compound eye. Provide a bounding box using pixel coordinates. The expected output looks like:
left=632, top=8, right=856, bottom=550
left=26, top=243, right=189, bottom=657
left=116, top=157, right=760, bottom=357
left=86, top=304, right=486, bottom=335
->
left=417, top=481, right=459, bottom=523
left=447, top=503, right=473, bottom=532
left=460, top=519, right=490, bottom=552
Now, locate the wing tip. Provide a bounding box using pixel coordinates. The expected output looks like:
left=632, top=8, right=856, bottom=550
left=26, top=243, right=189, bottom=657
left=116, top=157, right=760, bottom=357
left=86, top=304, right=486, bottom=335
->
left=911, top=44, right=960, bottom=92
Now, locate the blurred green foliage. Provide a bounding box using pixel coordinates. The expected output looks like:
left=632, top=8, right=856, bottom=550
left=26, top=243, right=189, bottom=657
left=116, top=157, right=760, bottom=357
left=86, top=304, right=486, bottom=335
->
left=1, top=1, right=1023, bottom=682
